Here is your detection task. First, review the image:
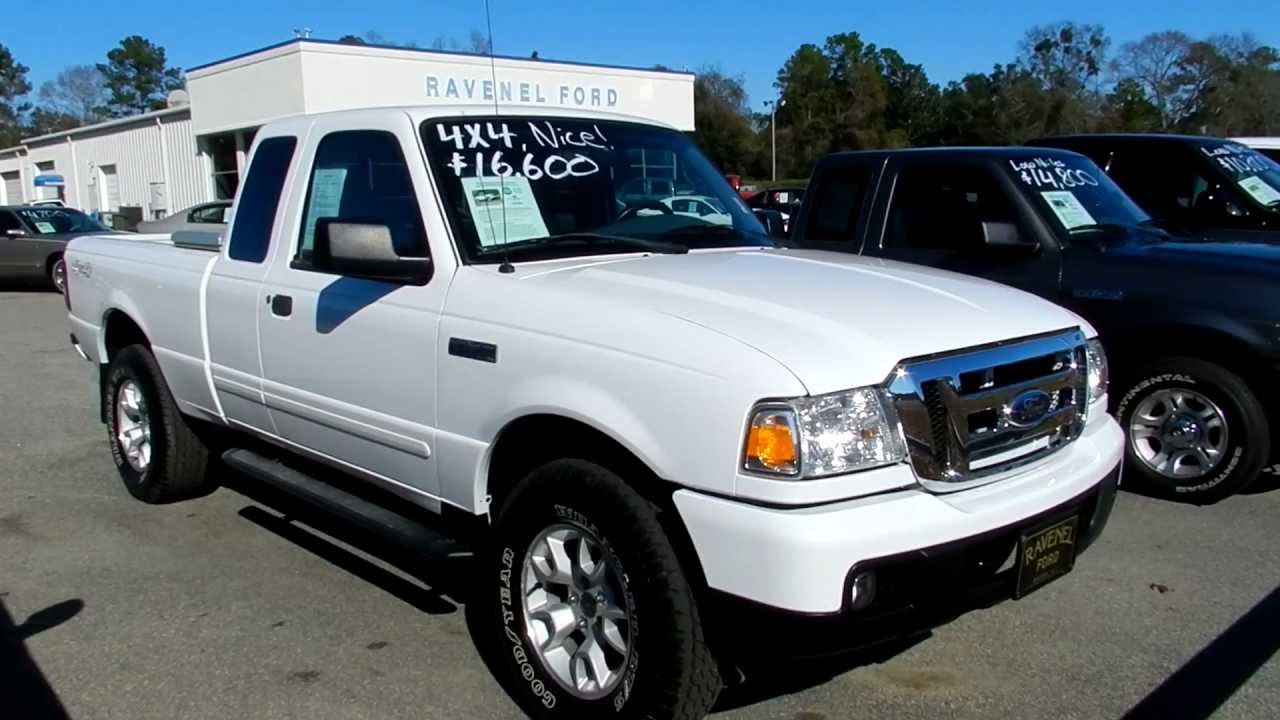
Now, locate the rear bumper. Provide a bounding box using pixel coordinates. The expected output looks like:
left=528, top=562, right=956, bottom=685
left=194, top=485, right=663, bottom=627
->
left=674, top=414, right=1124, bottom=615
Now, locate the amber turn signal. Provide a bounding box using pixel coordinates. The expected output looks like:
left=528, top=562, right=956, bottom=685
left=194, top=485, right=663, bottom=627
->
left=744, top=409, right=799, bottom=475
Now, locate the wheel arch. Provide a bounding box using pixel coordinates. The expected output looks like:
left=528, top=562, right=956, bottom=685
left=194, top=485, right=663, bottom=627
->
left=482, top=412, right=711, bottom=593
left=102, top=308, right=152, bottom=362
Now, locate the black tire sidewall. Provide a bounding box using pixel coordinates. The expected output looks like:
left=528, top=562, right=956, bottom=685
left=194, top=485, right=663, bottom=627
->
left=484, top=462, right=683, bottom=719
left=105, top=347, right=169, bottom=502
left=50, top=256, right=66, bottom=293
left=1115, top=361, right=1267, bottom=501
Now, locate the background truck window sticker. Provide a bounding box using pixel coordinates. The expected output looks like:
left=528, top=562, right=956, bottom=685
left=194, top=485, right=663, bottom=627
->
left=303, top=168, right=347, bottom=251
left=1041, top=190, right=1096, bottom=229
left=1237, top=175, right=1280, bottom=206
left=34, top=221, right=56, bottom=233
left=462, top=176, right=550, bottom=247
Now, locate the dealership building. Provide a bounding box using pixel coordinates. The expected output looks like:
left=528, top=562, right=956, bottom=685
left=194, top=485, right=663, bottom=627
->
left=0, top=40, right=694, bottom=220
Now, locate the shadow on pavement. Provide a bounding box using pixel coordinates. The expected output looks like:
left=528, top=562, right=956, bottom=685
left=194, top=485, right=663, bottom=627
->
left=221, top=469, right=474, bottom=614
left=1123, top=585, right=1280, bottom=719
left=712, top=633, right=929, bottom=712
left=0, top=598, right=83, bottom=720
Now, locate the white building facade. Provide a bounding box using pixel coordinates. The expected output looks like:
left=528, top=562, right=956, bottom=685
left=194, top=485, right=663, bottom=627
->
left=0, top=40, right=695, bottom=219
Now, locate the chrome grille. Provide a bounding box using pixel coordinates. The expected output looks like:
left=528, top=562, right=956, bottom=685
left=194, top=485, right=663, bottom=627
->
left=888, top=329, right=1088, bottom=491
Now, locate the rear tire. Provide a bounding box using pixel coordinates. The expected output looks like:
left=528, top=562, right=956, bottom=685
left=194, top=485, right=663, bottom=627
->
left=1115, top=357, right=1268, bottom=503
left=49, top=255, right=66, bottom=294
left=105, top=344, right=212, bottom=503
left=480, top=459, right=721, bottom=719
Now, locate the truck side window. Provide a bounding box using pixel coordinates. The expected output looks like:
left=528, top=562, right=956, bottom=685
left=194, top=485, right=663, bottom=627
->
left=804, top=166, right=871, bottom=243
left=1108, top=149, right=1213, bottom=223
left=885, top=165, right=1017, bottom=252
left=227, top=137, right=297, bottom=263
left=296, top=130, right=428, bottom=264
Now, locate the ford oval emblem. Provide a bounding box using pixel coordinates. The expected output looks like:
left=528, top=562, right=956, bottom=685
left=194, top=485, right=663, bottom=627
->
left=1006, top=390, right=1052, bottom=427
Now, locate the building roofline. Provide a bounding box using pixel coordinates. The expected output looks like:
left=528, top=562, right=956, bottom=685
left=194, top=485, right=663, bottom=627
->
left=18, top=105, right=190, bottom=146
left=186, top=38, right=694, bottom=79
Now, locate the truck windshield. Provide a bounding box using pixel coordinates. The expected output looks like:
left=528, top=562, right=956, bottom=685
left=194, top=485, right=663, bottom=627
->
left=16, top=207, right=110, bottom=235
left=1197, top=143, right=1280, bottom=211
left=422, top=117, right=772, bottom=263
left=1004, top=154, right=1152, bottom=233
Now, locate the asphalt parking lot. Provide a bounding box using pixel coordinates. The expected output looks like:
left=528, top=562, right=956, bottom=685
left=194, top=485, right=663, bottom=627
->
left=1, top=289, right=1277, bottom=720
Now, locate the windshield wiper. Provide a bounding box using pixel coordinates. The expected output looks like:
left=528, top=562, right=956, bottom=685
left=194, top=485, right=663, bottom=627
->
left=478, top=232, right=688, bottom=259
left=1071, top=221, right=1168, bottom=239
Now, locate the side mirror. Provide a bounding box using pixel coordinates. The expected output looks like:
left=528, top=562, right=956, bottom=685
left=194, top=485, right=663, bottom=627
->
left=313, top=219, right=432, bottom=285
left=982, top=221, right=1036, bottom=251
left=753, top=209, right=789, bottom=239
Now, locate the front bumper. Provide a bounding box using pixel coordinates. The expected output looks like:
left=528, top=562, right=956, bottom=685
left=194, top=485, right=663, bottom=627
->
left=674, top=414, right=1123, bottom=615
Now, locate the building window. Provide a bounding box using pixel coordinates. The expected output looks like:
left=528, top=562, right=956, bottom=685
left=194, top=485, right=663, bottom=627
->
left=208, top=133, right=239, bottom=199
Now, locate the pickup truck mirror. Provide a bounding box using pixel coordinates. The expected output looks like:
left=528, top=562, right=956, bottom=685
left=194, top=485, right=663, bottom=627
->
left=314, top=220, right=432, bottom=285
left=981, top=221, right=1036, bottom=252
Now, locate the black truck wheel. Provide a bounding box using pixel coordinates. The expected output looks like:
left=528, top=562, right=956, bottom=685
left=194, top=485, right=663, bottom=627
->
left=1115, top=357, right=1268, bottom=503
left=105, top=344, right=212, bottom=503
left=481, top=459, right=720, bottom=719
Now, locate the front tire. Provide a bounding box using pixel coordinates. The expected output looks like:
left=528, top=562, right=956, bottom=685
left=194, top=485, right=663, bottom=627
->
left=1116, top=357, right=1268, bottom=503
left=105, top=344, right=212, bottom=503
left=481, top=459, right=720, bottom=719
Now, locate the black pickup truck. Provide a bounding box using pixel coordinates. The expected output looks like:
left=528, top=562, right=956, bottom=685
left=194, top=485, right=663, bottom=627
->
left=1031, top=134, right=1280, bottom=245
left=790, top=146, right=1279, bottom=502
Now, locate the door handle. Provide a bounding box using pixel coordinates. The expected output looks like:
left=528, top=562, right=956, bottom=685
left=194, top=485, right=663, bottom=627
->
left=270, top=294, right=293, bottom=317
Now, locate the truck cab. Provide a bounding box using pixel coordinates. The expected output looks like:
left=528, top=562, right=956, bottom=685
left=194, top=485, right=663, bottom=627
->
left=794, top=146, right=1280, bottom=502
left=1031, top=134, right=1280, bottom=245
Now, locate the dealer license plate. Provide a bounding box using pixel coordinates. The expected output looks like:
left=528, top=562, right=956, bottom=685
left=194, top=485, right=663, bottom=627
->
left=1015, top=515, right=1079, bottom=598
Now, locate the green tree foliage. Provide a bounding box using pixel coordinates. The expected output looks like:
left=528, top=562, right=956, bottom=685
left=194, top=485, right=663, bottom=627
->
left=97, top=36, right=184, bottom=117
left=692, top=68, right=760, bottom=175
left=0, top=44, right=32, bottom=148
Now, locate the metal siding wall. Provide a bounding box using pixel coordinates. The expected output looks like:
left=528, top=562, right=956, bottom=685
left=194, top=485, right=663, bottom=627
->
left=73, top=122, right=165, bottom=215
left=22, top=144, right=75, bottom=205
left=163, top=115, right=206, bottom=210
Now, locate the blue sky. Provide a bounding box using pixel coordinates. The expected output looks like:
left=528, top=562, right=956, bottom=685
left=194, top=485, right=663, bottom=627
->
left=7, top=0, right=1279, bottom=112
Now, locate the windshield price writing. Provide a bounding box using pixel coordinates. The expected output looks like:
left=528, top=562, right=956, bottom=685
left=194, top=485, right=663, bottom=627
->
left=1010, top=157, right=1100, bottom=190
left=435, top=121, right=609, bottom=181
left=1201, top=145, right=1272, bottom=177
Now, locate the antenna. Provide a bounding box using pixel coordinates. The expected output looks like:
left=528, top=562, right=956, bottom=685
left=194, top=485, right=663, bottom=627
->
left=481, top=0, right=514, bottom=273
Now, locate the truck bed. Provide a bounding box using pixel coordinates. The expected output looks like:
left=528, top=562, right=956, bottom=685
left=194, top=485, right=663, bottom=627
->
left=66, top=233, right=222, bottom=421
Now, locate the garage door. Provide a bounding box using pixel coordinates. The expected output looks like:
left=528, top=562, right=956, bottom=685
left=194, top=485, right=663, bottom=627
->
left=99, top=164, right=120, bottom=211
left=1, top=171, right=20, bottom=205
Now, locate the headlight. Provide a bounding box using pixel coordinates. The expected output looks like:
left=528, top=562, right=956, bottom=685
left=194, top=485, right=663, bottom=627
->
left=743, top=387, right=906, bottom=478
left=1085, top=337, right=1109, bottom=406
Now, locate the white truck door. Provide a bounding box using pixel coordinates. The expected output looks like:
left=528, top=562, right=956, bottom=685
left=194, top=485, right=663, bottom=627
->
left=257, top=117, right=443, bottom=499
left=206, top=134, right=301, bottom=435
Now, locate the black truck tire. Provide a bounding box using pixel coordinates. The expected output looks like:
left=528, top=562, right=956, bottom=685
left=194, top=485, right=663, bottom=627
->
left=480, top=459, right=721, bottom=719
left=49, top=254, right=66, bottom=294
left=1115, top=357, right=1268, bottom=503
left=105, top=344, right=212, bottom=503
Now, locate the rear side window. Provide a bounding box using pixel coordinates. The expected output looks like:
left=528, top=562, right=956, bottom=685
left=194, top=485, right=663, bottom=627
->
left=804, top=165, right=871, bottom=243
left=296, top=130, right=427, bottom=263
left=227, top=137, right=297, bottom=263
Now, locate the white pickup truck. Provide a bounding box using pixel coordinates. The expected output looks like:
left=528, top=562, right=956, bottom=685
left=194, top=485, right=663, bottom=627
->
left=65, top=105, right=1122, bottom=720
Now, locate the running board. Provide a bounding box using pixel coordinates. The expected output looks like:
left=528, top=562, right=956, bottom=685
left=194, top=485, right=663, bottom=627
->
left=222, top=448, right=473, bottom=560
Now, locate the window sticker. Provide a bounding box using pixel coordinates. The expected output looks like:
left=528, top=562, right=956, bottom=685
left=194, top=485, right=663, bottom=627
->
left=34, top=221, right=57, bottom=233
left=302, top=168, right=347, bottom=249
left=1040, top=190, right=1096, bottom=229
left=461, top=175, right=549, bottom=247
left=1237, top=175, right=1280, bottom=206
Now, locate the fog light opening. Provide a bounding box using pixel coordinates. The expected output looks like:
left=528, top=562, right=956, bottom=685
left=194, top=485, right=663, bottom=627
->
left=849, top=571, right=877, bottom=611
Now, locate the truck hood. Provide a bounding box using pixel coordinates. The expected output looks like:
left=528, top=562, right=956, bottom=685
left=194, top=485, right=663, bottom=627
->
left=518, top=248, right=1091, bottom=393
